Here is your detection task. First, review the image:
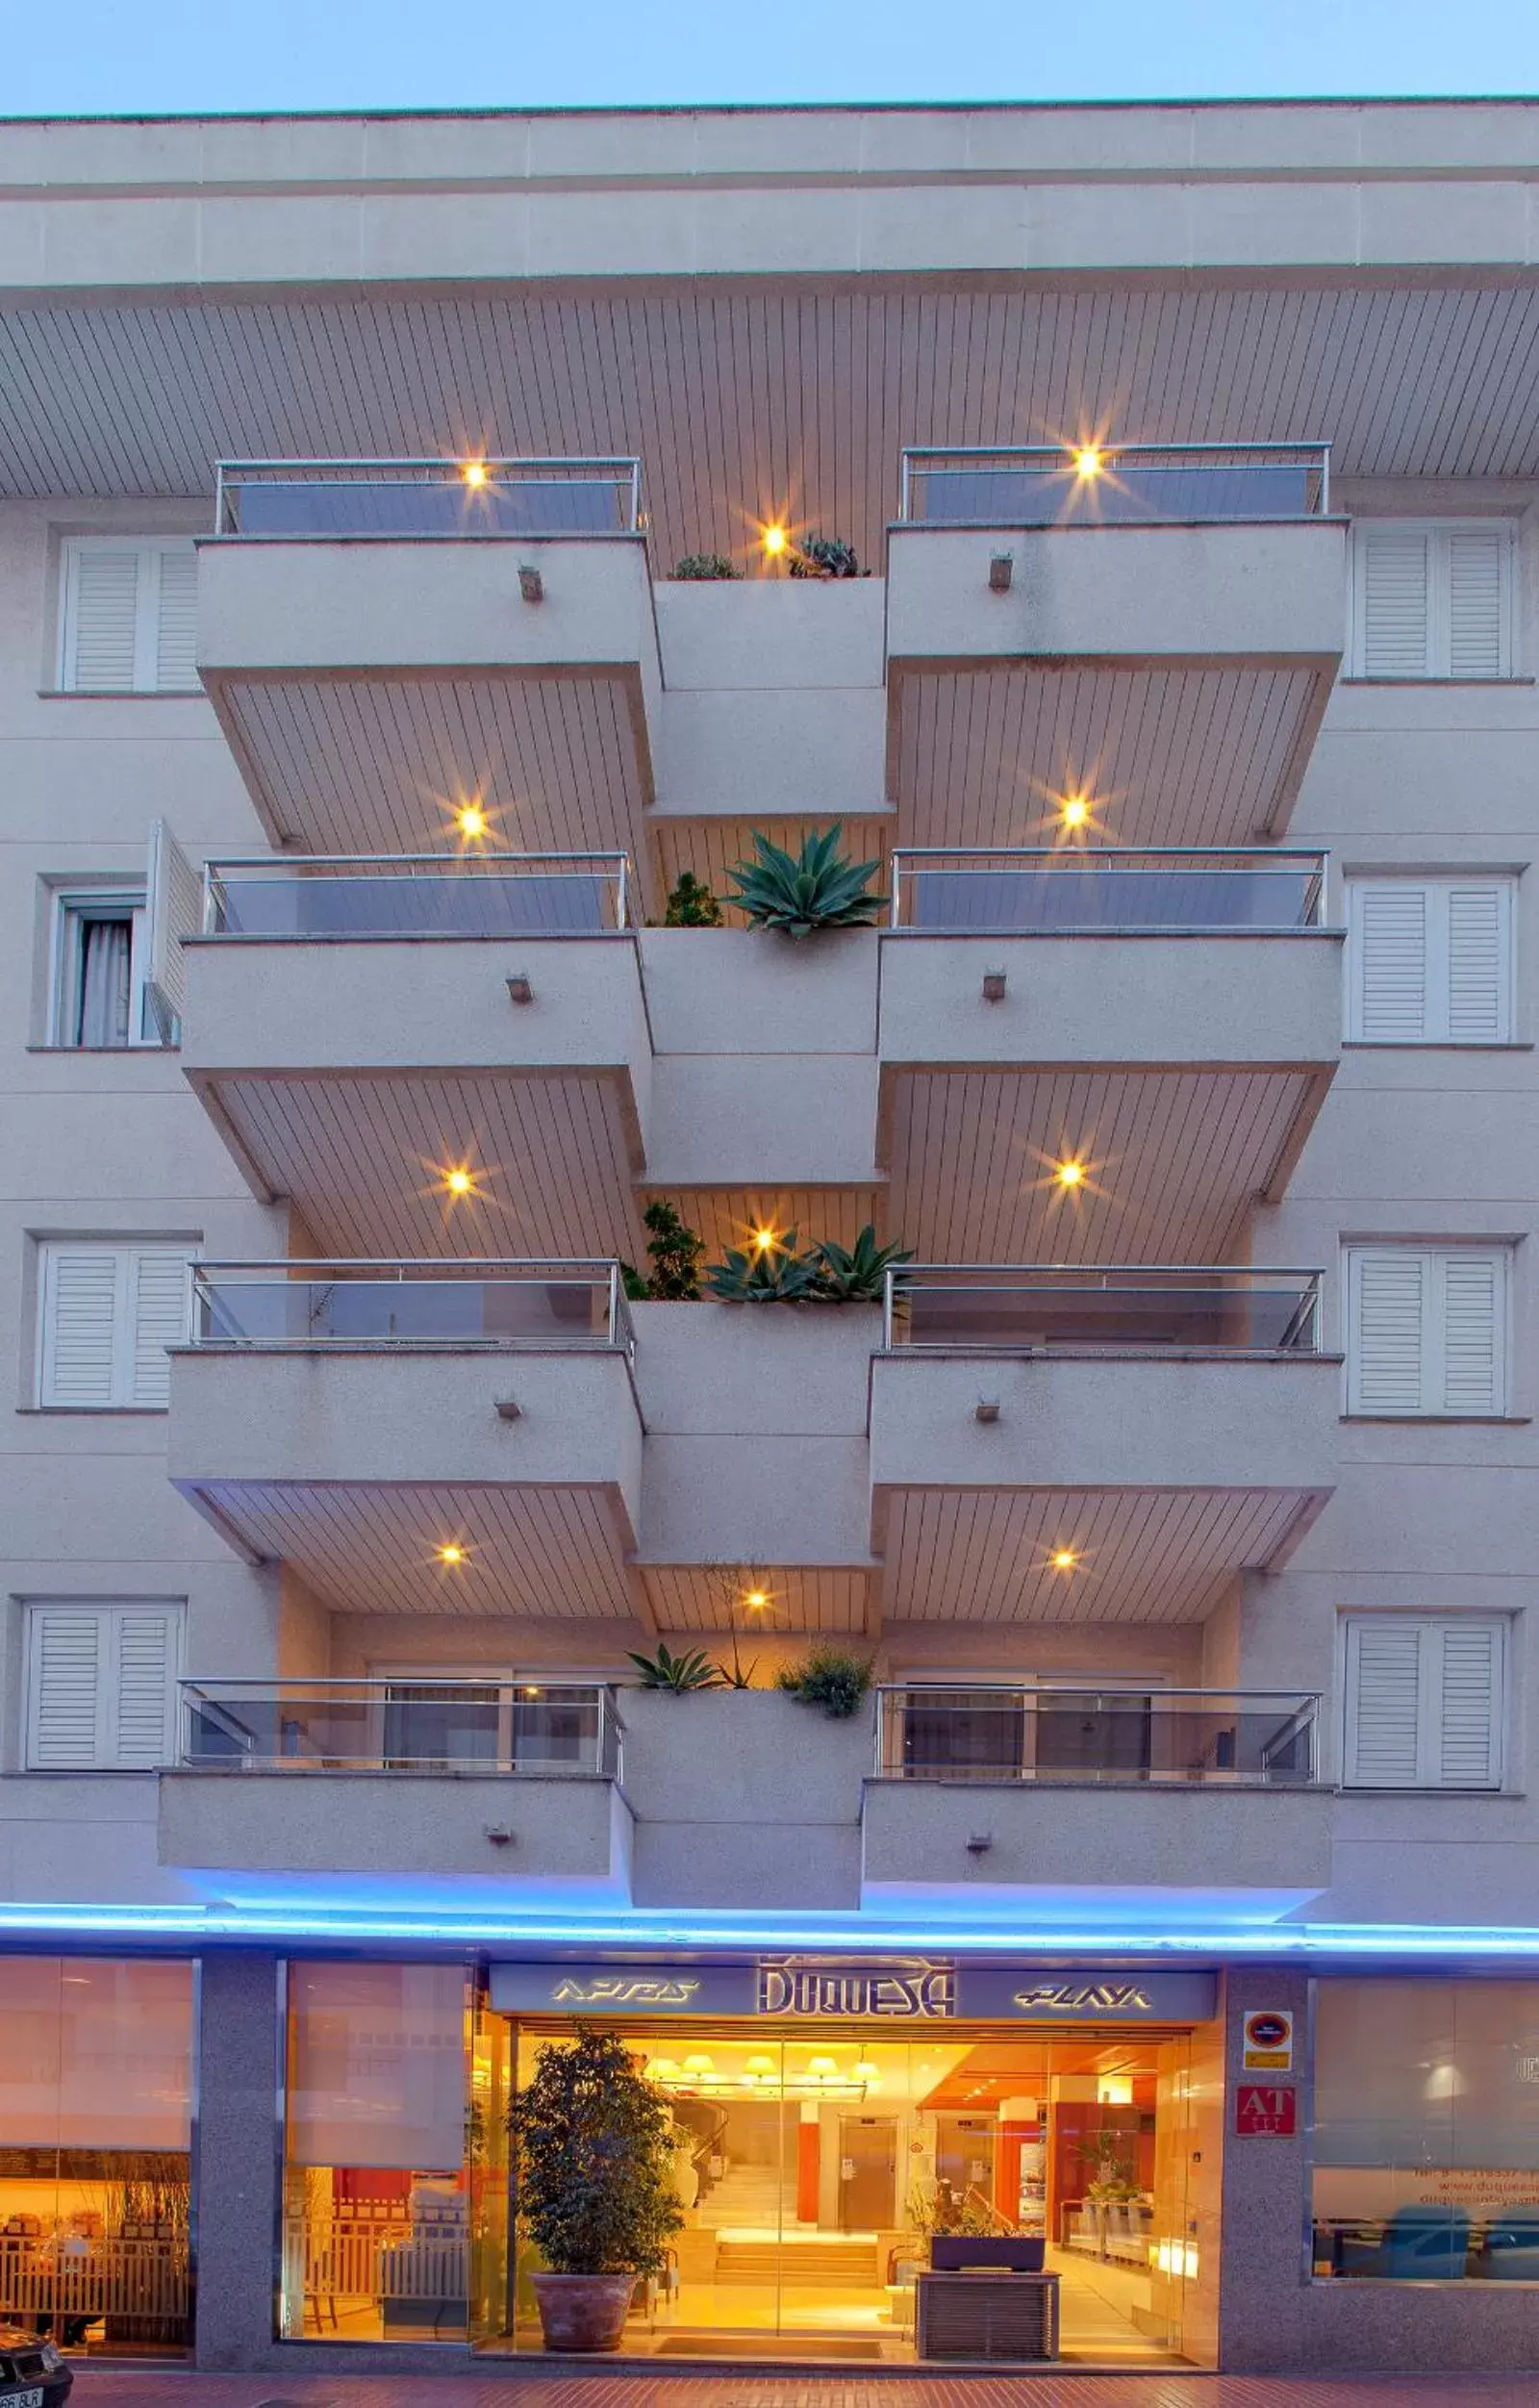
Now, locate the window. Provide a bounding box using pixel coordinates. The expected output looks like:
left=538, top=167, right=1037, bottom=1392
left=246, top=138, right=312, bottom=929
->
left=1345, top=1244, right=1509, bottom=1418
left=50, top=889, right=153, bottom=1048
left=1349, top=520, right=1516, bottom=679
left=1346, top=877, right=1515, bottom=1044
left=56, top=536, right=198, bottom=694
left=1342, top=1614, right=1506, bottom=1790
left=37, top=1240, right=193, bottom=1409
left=23, top=1602, right=184, bottom=1769
left=1313, top=1980, right=1539, bottom=2279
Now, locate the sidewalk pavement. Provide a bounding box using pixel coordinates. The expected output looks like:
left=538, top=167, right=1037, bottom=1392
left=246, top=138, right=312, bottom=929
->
left=65, top=2370, right=1539, bottom=2408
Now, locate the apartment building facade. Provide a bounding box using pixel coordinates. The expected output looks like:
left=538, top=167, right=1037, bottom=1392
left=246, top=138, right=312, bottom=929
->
left=0, top=96, right=1537, bottom=2378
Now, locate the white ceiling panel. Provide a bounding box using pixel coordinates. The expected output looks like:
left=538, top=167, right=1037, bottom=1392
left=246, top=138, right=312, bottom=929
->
left=4, top=284, right=1538, bottom=554
left=207, top=1070, right=646, bottom=1259
left=885, top=1068, right=1311, bottom=1264
left=892, top=665, right=1324, bottom=849
left=190, top=1479, right=631, bottom=1617
left=214, top=672, right=649, bottom=861
left=641, top=1564, right=870, bottom=1635
left=881, top=1486, right=1314, bottom=1625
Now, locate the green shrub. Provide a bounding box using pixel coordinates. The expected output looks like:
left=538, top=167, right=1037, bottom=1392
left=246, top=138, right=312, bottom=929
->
left=626, top=1641, right=719, bottom=1691
left=664, top=872, right=724, bottom=927
left=619, top=1200, right=705, bottom=1303
left=789, top=533, right=862, bottom=578
left=673, top=552, right=742, bottom=580
left=813, top=1225, right=914, bottom=1303
left=703, top=1234, right=822, bottom=1302
left=776, top=1646, right=874, bottom=1718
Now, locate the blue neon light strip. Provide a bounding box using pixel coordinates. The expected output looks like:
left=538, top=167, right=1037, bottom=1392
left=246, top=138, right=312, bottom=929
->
left=4, top=1899, right=1539, bottom=1959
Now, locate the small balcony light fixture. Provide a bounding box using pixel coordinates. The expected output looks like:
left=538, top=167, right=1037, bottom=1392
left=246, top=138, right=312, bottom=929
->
left=494, top=1397, right=522, bottom=1422
left=988, top=552, right=1013, bottom=594
left=1072, top=445, right=1104, bottom=480
left=1054, top=1158, right=1085, bottom=1190
left=981, top=970, right=1007, bottom=1003
left=966, top=1831, right=995, bottom=1856
left=751, top=1226, right=779, bottom=1255
left=462, top=459, right=489, bottom=489
left=744, top=1587, right=770, bottom=1611
left=445, top=1167, right=474, bottom=1196
left=438, top=1542, right=467, bottom=1565
left=761, top=522, right=790, bottom=558
left=1061, top=793, right=1090, bottom=830
left=974, top=1399, right=1000, bottom=1425
left=1050, top=1547, right=1078, bottom=1572
left=483, top=1824, right=514, bottom=1846
left=506, top=973, right=535, bottom=1005
left=517, top=563, right=544, bottom=604
left=458, top=802, right=489, bottom=840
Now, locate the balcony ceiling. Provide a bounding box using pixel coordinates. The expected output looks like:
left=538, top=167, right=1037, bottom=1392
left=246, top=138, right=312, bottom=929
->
left=215, top=671, right=649, bottom=858
left=4, top=281, right=1538, bottom=562
left=879, top=1486, right=1322, bottom=1625
left=641, top=1565, right=870, bottom=1636
left=892, top=664, right=1323, bottom=849
left=201, top=1070, right=645, bottom=1258
left=884, top=1067, right=1324, bottom=1264
left=186, top=1479, right=633, bottom=1617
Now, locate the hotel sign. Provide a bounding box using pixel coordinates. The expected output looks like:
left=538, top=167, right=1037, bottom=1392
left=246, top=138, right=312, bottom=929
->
left=757, top=1958, right=956, bottom=2019
left=490, top=1960, right=1216, bottom=2024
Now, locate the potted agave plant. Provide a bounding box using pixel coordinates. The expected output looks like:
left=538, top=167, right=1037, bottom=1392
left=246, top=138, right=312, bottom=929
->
left=511, top=2024, right=683, bottom=2351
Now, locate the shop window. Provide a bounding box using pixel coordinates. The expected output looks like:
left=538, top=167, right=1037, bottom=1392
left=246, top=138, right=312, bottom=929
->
left=0, top=1957, right=193, bottom=2356
left=281, top=1962, right=471, bottom=2343
left=1313, top=1980, right=1539, bottom=2280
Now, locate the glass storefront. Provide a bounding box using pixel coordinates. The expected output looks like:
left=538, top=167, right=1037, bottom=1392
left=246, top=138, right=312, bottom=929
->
left=474, top=2018, right=1195, bottom=2363
left=1314, top=1979, right=1539, bottom=2281
left=0, top=1957, right=194, bottom=2358
left=280, top=1962, right=473, bottom=2340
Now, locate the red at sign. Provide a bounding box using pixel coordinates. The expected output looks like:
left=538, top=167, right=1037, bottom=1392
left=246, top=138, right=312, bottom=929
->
left=1235, top=2084, right=1297, bottom=2137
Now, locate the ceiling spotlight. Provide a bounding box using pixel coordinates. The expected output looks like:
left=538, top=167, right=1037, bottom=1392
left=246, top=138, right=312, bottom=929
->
left=462, top=460, right=488, bottom=488
left=1051, top=1548, right=1077, bottom=1571
left=751, top=1227, right=778, bottom=1254
left=445, top=1167, right=473, bottom=1196
left=458, top=803, right=489, bottom=839
left=744, top=1589, right=769, bottom=1610
left=1073, top=446, right=1103, bottom=479
left=1054, top=1159, right=1086, bottom=1189
left=1062, top=794, right=1090, bottom=829
left=438, top=1542, right=466, bottom=1565
left=762, top=524, right=789, bottom=557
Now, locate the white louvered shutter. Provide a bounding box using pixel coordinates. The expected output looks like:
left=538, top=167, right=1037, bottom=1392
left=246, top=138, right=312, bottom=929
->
left=1439, top=1251, right=1502, bottom=1415
left=1350, top=883, right=1428, bottom=1040
left=26, top=1609, right=107, bottom=1767
left=129, top=1251, right=190, bottom=1407
left=1447, top=528, right=1507, bottom=680
left=154, top=545, right=199, bottom=690
left=1445, top=883, right=1511, bottom=1041
left=1349, top=1250, right=1426, bottom=1413
left=1344, top=1615, right=1504, bottom=1790
left=25, top=1604, right=181, bottom=1769
left=1357, top=524, right=1431, bottom=677
left=39, top=1248, right=122, bottom=1407
left=144, top=820, right=204, bottom=1045
left=63, top=545, right=141, bottom=692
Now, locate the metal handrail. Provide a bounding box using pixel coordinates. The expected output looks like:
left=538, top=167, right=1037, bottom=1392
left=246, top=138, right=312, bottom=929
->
left=201, top=849, right=631, bottom=934
left=888, top=846, right=1328, bottom=931
left=880, top=1262, right=1324, bottom=1354
left=189, top=1257, right=636, bottom=1357
left=873, top=1683, right=1322, bottom=1785
left=899, top=440, right=1330, bottom=521
left=214, top=454, right=643, bottom=536
left=178, top=1675, right=623, bottom=1778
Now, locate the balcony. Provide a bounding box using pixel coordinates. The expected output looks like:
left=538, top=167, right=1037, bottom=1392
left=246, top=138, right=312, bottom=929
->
left=879, top=846, right=1340, bottom=1258
left=870, top=1266, right=1337, bottom=1627
left=169, top=1260, right=643, bottom=1618
left=197, top=456, right=660, bottom=870
left=885, top=443, right=1346, bottom=849
left=181, top=851, right=648, bottom=1258
left=160, top=1678, right=630, bottom=1891
left=863, top=1686, right=1331, bottom=1913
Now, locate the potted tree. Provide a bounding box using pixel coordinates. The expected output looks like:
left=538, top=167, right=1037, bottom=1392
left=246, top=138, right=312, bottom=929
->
left=510, top=2024, right=682, bottom=2351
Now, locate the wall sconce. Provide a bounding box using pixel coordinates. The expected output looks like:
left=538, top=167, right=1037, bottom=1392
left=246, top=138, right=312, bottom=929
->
left=988, top=552, right=1013, bottom=594
left=506, top=974, right=535, bottom=1004
left=518, top=564, right=544, bottom=604
left=974, top=1400, right=1000, bottom=1424
left=966, top=1831, right=995, bottom=1855
left=494, top=1397, right=522, bottom=1421
left=981, top=970, right=1007, bottom=1002
left=484, top=1825, right=515, bottom=1846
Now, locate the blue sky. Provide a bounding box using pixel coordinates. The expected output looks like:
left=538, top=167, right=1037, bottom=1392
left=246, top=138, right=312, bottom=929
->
left=0, top=0, right=1535, bottom=118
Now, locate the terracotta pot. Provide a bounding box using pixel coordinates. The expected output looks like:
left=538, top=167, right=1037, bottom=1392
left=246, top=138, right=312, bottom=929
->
left=530, top=2269, right=638, bottom=2352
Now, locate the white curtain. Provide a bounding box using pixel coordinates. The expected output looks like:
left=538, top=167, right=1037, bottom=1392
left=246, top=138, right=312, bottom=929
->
left=76, top=916, right=132, bottom=1047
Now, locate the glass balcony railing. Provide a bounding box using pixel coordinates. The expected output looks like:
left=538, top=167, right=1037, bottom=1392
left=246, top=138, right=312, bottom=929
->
left=889, top=847, right=1326, bottom=933
left=202, top=850, right=631, bottom=937
left=882, top=1265, right=1323, bottom=1354
left=214, top=455, right=643, bottom=538
left=899, top=442, right=1330, bottom=525
left=189, top=1259, right=635, bottom=1356
left=179, top=1678, right=623, bottom=1777
left=875, top=1685, right=1319, bottom=1786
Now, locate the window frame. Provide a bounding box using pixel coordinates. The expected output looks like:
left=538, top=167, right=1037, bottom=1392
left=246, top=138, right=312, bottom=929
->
left=55, top=533, right=200, bottom=696
left=1344, top=874, right=1517, bottom=1046
left=1347, top=516, right=1519, bottom=681
left=1343, top=1241, right=1513, bottom=1420
left=48, top=886, right=155, bottom=1049
left=1339, top=1610, right=1508, bottom=1792
left=35, top=1237, right=196, bottom=1411
left=21, top=1597, right=186, bottom=1771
